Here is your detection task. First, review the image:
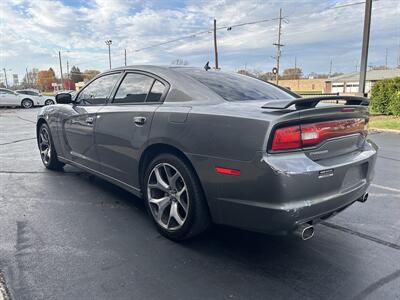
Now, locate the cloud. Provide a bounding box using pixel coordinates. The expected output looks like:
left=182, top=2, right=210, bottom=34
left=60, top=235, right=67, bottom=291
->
left=0, top=0, right=399, bottom=82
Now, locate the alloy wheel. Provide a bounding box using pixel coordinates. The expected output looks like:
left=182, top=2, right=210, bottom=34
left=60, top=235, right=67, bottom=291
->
left=147, top=163, right=189, bottom=230
left=45, top=99, right=54, bottom=105
left=22, top=99, right=33, bottom=108
left=38, top=127, right=51, bottom=165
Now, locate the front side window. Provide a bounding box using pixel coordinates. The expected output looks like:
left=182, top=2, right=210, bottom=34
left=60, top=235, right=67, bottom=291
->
left=77, top=73, right=120, bottom=105
left=113, top=73, right=155, bottom=104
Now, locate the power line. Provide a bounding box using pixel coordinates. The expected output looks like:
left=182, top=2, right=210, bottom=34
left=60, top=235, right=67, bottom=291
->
left=131, top=17, right=281, bottom=53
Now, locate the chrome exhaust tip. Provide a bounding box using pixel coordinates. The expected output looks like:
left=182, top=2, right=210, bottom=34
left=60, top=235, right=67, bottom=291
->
left=294, top=224, right=315, bottom=240
left=357, top=193, right=369, bottom=203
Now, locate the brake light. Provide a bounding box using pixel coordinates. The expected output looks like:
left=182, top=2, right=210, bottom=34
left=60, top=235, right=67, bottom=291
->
left=271, top=118, right=366, bottom=151
left=271, top=125, right=301, bottom=151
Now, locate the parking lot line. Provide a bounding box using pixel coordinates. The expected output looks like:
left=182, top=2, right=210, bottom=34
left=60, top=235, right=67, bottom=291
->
left=371, top=184, right=400, bottom=193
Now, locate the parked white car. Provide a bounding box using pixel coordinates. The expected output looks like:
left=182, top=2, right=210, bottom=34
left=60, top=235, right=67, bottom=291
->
left=0, top=88, right=24, bottom=107
left=16, top=89, right=55, bottom=107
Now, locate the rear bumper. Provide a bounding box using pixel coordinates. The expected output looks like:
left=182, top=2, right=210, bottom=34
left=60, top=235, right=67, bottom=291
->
left=190, top=139, right=377, bottom=234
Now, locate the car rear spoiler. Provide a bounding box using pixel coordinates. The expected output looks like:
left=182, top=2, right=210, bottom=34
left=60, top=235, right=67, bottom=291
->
left=261, top=96, right=369, bottom=110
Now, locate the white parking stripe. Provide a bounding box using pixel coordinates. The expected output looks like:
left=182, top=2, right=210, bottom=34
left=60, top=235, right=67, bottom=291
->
left=371, top=184, right=400, bottom=193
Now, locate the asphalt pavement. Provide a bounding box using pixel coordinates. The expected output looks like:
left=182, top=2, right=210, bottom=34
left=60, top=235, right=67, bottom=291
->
left=0, top=108, right=399, bottom=300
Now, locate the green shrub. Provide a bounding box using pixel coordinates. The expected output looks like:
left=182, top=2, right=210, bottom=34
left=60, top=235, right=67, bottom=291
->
left=370, top=77, right=400, bottom=116
left=389, top=91, right=400, bottom=116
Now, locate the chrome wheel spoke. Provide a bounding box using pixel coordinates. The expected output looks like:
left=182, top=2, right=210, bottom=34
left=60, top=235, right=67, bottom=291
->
left=149, top=196, right=171, bottom=221
left=168, top=202, right=184, bottom=226
left=154, top=167, right=170, bottom=191
left=176, top=187, right=188, bottom=213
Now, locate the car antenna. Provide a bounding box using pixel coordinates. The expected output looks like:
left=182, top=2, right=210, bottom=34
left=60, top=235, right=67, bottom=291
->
left=204, top=61, right=211, bottom=71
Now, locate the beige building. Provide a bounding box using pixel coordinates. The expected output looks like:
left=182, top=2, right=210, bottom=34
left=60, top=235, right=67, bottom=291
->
left=276, top=79, right=327, bottom=93
left=325, top=68, right=400, bottom=95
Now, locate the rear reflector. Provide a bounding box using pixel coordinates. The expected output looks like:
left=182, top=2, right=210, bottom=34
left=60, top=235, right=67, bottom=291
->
left=215, top=167, right=241, bottom=176
left=271, top=118, right=366, bottom=151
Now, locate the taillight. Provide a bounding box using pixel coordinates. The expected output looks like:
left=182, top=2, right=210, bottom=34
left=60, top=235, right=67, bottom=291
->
left=271, top=118, right=366, bottom=151
left=271, top=125, right=301, bottom=151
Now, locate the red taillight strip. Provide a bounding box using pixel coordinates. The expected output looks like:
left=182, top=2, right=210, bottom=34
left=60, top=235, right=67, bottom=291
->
left=271, top=118, right=366, bottom=151
left=300, top=118, right=365, bottom=147
left=215, top=167, right=241, bottom=176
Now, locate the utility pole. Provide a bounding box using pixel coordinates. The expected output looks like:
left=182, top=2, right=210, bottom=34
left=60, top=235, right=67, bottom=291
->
left=329, top=59, right=333, bottom=77
left=124, top=49, right=127, bottom=66
left=105, top=40, right=112, bottom=69
left=294, top=56, right=297, bottom=80
left=358, top=0, right=372, bottom=96
left=213, top=19, right=219, bottom=69
left=273, top=8, right=284, bottom=84
left=3, top=68, right=8, bottom=88
left=385, top=48, right=388, bottom=69
left=67, top=60, right=70, bottom=80
left=58, top=51, right=64, bottom=89
left=25, top=67, right=30, bottom=86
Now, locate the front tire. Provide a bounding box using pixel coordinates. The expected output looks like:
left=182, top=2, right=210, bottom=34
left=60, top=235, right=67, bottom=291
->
left=37, top=123, right=65, bottom=170
left=45, top=99, right=54, bottom=105
left=144, top=153, right=211, bottom=241
left=21, top=98, right=33, bottom=109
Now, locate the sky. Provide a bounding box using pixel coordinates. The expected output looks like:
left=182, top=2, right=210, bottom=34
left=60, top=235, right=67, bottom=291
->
left=0, top=0, right=399, bottom=83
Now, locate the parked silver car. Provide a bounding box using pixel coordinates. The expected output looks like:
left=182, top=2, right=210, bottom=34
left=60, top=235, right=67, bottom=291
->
left=16, top=89, right=55, bottom=107
left=36, top=66, right=377, bottom=241
left=0, top=88, right=24, bottom=107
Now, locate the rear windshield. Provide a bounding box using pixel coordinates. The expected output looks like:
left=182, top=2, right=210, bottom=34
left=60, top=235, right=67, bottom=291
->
left=177, top=69, right=294, bottom=101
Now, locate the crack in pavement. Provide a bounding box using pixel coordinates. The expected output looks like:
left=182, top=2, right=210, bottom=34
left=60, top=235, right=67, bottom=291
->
left=16, top=116, right=36, bottom=124
left=321, top=221, right=400, bottom=251
left=351, top=269, right=400, bottom=300
left=378, top=155, right=400, bottom=162
left=0, top=137, right=36, bottom=146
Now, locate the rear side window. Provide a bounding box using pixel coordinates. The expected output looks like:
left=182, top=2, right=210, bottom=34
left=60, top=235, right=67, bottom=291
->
left=147, top=80, right=165, bottom=102
left=113, top=73, right=166, bottom=104
left=179, top=69, right=294, bottom=101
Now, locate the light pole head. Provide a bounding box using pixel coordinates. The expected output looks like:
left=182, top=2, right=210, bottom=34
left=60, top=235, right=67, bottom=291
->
left=105, top=40, right=112, bottom=46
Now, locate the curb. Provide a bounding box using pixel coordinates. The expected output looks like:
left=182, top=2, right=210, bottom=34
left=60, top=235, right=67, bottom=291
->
left=368, top=128, right=400, bottom=134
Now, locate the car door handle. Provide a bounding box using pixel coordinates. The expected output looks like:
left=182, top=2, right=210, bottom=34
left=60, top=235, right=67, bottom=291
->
left=85, top=116, right=94, bottom=124
left=133, top=116, right=146, bottom=126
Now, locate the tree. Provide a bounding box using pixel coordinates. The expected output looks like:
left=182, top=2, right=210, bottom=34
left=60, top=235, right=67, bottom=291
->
left=258, top=72, right=275, bottom=82
left=171, top=59, right=189, bottom=66
left=281, top=68, right=303, bottom=80
left=37, top=68, right=56, bottom=91
left=237, top=69, right=253, bottom=77
left=83, top=69, right=100, bottom=82
left=21, top=68, right=39, bottom=89
left=70, top=66, right=84, bottom=83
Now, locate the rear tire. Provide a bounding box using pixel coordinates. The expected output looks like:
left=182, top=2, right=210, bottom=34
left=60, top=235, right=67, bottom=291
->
left=37, top=123, right=65, bottom=171
left=21, top=98, right=33, bottom=109
left=144, top=153, right=211, bottom=241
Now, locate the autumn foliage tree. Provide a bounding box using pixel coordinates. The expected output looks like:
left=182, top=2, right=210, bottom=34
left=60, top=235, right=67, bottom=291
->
left=37, top=68, right=56, bottom=91
left=83, top=69, right=100, bottom=82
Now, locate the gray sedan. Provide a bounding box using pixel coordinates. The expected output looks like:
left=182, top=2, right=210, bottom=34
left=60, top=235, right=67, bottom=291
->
left=36, top=65, right=377, bottom=241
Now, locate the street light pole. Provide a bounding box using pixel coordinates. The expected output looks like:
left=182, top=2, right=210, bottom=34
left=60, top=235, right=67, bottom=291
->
left=213, top=19, right=219, bottom=70
left=105, top=40, right=112, bottom=69
left=358, top=0, right=372, bottom=96
left=2, top=68, right=8, bottom=88
left=59, top=51, right=64, bottom=89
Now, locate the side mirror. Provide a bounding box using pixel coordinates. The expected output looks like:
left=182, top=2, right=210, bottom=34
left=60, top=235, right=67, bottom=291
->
left=56, top=93, right=73, bottom=104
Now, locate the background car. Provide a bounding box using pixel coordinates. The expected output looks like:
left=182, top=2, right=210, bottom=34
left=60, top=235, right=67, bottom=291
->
left=16, top=89, right=55, bottom=107
left=37, top=66, right=376, bottom=242
left=0, top=88, right=24, bottom=107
